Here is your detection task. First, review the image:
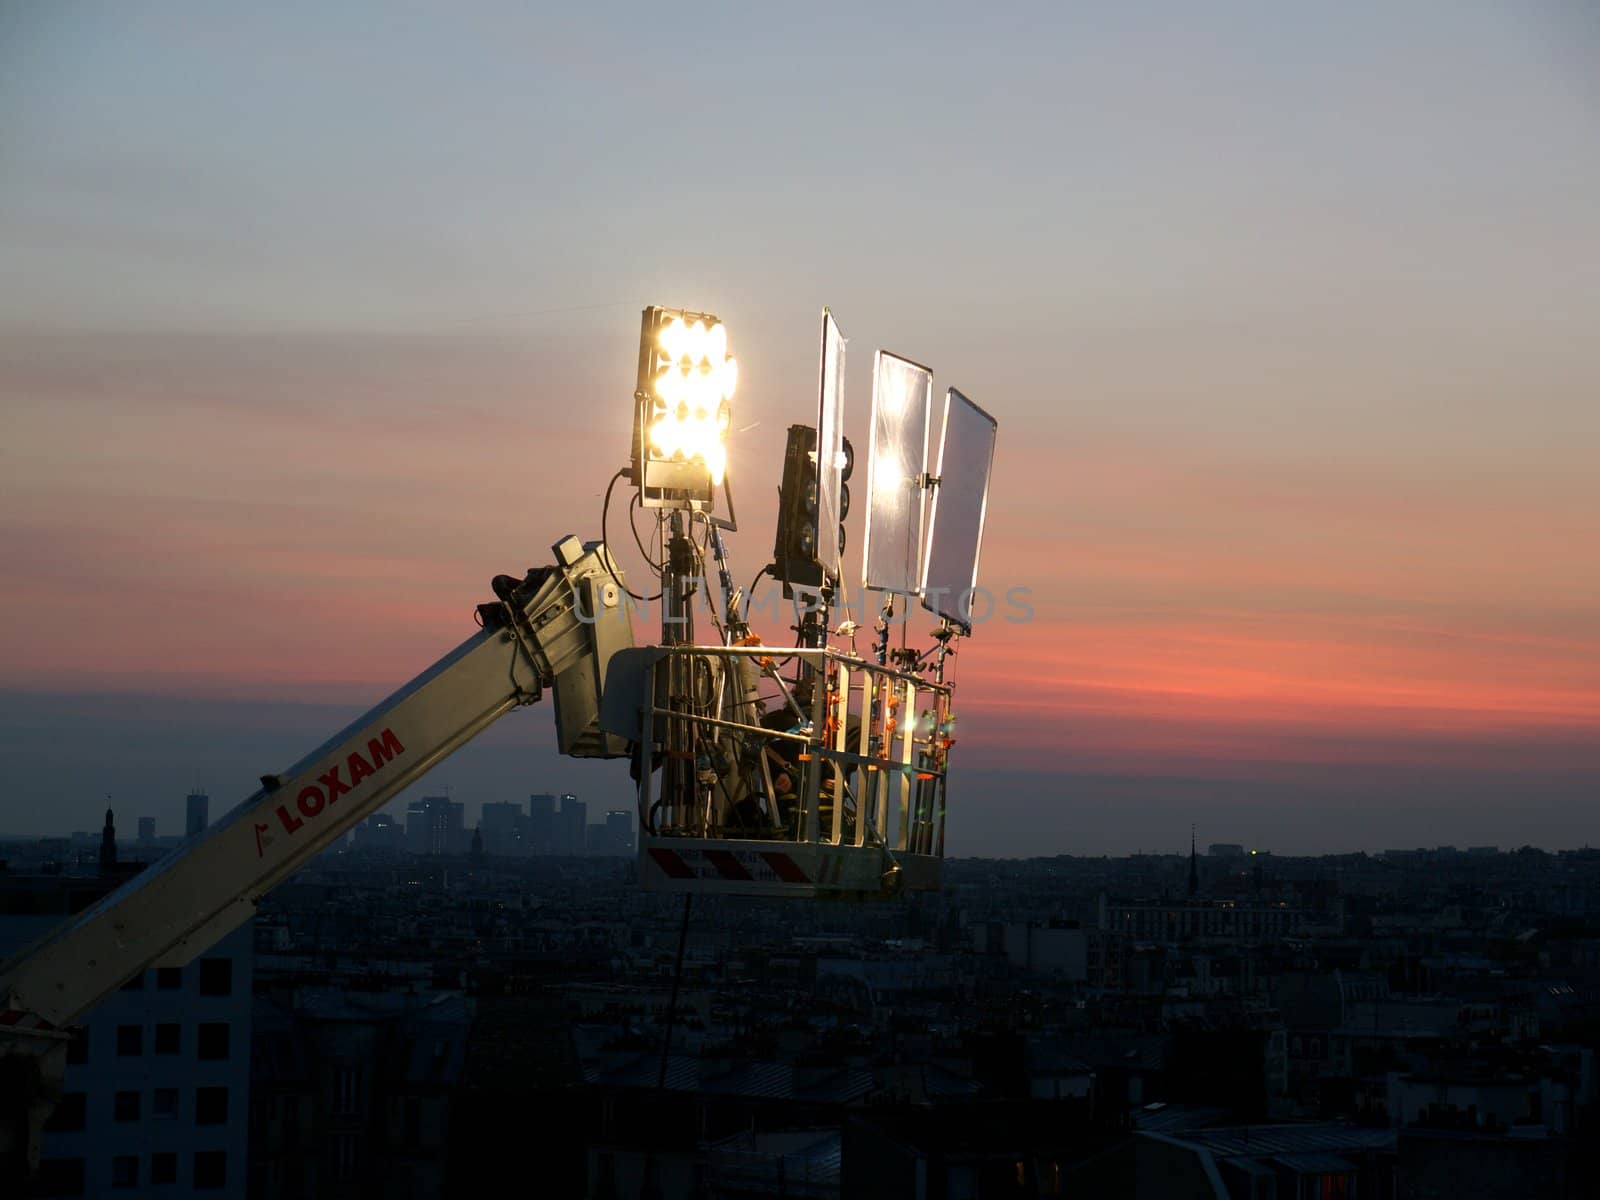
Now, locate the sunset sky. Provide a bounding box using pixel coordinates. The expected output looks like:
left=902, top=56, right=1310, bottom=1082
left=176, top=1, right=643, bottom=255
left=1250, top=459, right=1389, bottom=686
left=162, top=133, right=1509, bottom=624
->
left=2, top=2, right=1596, bottom=854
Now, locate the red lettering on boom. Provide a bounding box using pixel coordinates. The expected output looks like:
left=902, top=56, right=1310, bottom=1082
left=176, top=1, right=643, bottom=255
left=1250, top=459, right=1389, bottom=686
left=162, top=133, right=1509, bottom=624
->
left=264, top=727, right=407, bottom=853
left=346, top=751, right=374, bottom=786
left=368, top=728, right=404, bottom=766
left=317, top=766, right=350, bottom=800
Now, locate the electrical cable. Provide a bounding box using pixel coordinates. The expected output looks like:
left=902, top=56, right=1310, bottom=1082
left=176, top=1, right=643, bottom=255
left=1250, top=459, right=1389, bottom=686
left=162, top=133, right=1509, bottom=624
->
left=741, top=566, right=767, bottom=626
left=602, top=469, right=662, bottom=602
left=628, top=491, right=664, bottom=571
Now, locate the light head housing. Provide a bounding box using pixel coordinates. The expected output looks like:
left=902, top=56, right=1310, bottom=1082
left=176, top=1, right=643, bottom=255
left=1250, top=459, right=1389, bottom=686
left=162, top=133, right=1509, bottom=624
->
left=633, top=306, right=737, bottom=509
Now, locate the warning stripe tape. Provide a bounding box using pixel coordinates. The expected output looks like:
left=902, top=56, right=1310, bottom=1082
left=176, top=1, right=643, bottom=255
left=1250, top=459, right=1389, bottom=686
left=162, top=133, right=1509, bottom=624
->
left=647, top=848, right=697, bottom=880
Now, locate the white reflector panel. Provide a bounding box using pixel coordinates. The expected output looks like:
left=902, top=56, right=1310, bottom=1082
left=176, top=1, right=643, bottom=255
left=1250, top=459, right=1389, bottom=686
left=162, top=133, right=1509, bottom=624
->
left=815, top=310, right=848, bottom=583
left=862, top=350, right=933, bottom=595
left=920, top=388, right=997, bottom=631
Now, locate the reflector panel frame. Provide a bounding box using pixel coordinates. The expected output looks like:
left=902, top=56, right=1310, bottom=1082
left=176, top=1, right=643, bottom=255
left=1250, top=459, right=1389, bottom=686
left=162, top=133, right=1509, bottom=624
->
left=919, top=387, right=997, bottom=631
left=814, top=310, right=848, bottom=584
left=862, top=350, right=933, bottom=596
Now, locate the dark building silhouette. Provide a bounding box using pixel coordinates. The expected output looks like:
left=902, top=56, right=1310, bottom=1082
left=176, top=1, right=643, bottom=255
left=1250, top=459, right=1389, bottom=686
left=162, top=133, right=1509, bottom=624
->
left=528, top=793, right=556, bottom=854
left=1187, top=825, right=1199, bottom=899
left=406, top=797, right=465, bottom=856
left=186, top=790, right=210, bottom=836
left=559, top=794, right=586, bottom=856
left=99, top=807, right=116, bottom=873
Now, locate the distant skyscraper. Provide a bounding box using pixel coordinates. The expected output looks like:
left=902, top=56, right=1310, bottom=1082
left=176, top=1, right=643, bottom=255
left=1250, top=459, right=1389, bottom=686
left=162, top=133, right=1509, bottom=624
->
left=406, top=796, right=465, bottom=856
left=588, top=809, right=634, bottom=857
left=137, top=817, right=156, bottom=844
left=479, top=801, right=527, bottom=856
left=1187, top=826, right=1199, bottom=898
left=528, top=793, right=556, bottom=855
left=559, top=793, right=585, bottom=856
left=607, top=808, right=632, bottom=848
left=186, top=791, right=210, bottom=836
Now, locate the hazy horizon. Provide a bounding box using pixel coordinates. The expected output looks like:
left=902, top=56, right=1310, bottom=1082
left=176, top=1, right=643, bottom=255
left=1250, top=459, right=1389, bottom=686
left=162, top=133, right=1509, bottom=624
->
left=0, top=688, right=1592, bottom=859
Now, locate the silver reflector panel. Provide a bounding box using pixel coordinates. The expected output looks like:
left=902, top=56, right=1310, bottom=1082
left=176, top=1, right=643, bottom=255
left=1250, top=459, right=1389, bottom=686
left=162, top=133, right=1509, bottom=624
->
left=920, top=388, right=997, bottom=630
left=862, top=351, right=933, bottom=595
left=815, top=310, right=848, bottom=584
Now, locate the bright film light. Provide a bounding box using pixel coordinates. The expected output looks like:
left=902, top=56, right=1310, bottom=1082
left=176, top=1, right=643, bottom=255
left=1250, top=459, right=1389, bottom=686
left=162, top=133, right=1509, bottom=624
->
left=635, top=307, right=736, bottom=501
left=862, top=350, right=932, bottom=595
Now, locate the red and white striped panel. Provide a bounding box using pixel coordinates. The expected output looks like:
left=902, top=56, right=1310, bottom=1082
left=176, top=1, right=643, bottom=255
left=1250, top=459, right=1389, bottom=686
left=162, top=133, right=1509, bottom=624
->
left=647, top=847, right=811, bottom=885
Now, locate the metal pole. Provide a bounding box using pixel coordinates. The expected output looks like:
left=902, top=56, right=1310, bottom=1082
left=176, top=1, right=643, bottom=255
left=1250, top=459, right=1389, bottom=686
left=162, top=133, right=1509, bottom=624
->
left=661, top=512, right=695, bottom=831
left=662, top=510, right=694, bottom=647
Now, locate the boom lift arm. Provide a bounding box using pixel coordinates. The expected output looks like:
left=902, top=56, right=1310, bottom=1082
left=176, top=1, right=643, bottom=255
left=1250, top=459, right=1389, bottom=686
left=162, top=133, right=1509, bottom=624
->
left=0, top=535, right=632, bottom=1181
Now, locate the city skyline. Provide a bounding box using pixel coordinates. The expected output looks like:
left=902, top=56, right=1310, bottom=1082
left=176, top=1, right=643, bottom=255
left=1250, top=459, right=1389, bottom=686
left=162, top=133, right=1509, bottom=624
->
left=2, top=3, right=1596, bottom=854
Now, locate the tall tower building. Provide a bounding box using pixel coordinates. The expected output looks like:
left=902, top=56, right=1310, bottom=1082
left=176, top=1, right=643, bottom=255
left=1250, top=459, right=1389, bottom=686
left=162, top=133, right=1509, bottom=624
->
left=528, top=793, right=556, bottom=855
left=406, top=796, right=465, bottom=856
left=479, top=801, right=527, bottom=856
left=590, top=809, right=634, bottom=857
left=559, top=794, right=585, bottom=856
left=186, top=791, right=210, bottom=837
left=138, top=817, right=156, bottom=844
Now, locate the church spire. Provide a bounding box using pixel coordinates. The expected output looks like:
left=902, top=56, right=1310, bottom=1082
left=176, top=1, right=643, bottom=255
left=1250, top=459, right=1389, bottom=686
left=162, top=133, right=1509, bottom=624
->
left=100, top=802, right=117, bottom=873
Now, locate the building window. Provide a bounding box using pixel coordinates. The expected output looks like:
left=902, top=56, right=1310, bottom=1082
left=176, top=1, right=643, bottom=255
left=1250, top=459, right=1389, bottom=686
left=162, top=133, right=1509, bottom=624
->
left=113, top=1090, right=141, bottom=1122
left=37, top=1157, right=86, bottom=1197
left=197, top=1022, right=229, bottom=1061
left=198, top=958, right=232, bottom=997
left=44, top=1092, right=86, bottom=1133
left=154, top=1022, right=180, bottom=1054
left=196, top=1086, right=229, bottom=1125
left=151, top=1153, right=177, bottom=1185
left=193, top=1150, right=226, bottom=1190
left=66, top=1026, right=88, bottom=1066
left=335, top=1133, right=359, bottom=1183
left=116, top=1025, right=142, bottom=1056
left=153, top=1088, right=179, bottom=1119
left=336, top=1066, right=360, bottom=1114
left=156, top=966, right=182, bottom=990
left=111, top=1155, right=139, bottom=1189
left=120, top=973, right=144, bottom=991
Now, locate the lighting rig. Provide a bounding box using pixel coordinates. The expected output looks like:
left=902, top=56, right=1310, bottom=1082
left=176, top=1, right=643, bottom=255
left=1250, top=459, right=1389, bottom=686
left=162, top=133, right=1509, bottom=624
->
left=602, top=304, right=1000, bottom=899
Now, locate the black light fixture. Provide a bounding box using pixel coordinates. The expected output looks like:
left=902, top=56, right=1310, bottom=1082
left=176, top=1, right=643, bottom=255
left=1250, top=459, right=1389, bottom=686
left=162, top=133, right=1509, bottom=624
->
left=769, top=424, right=823, bottom=592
